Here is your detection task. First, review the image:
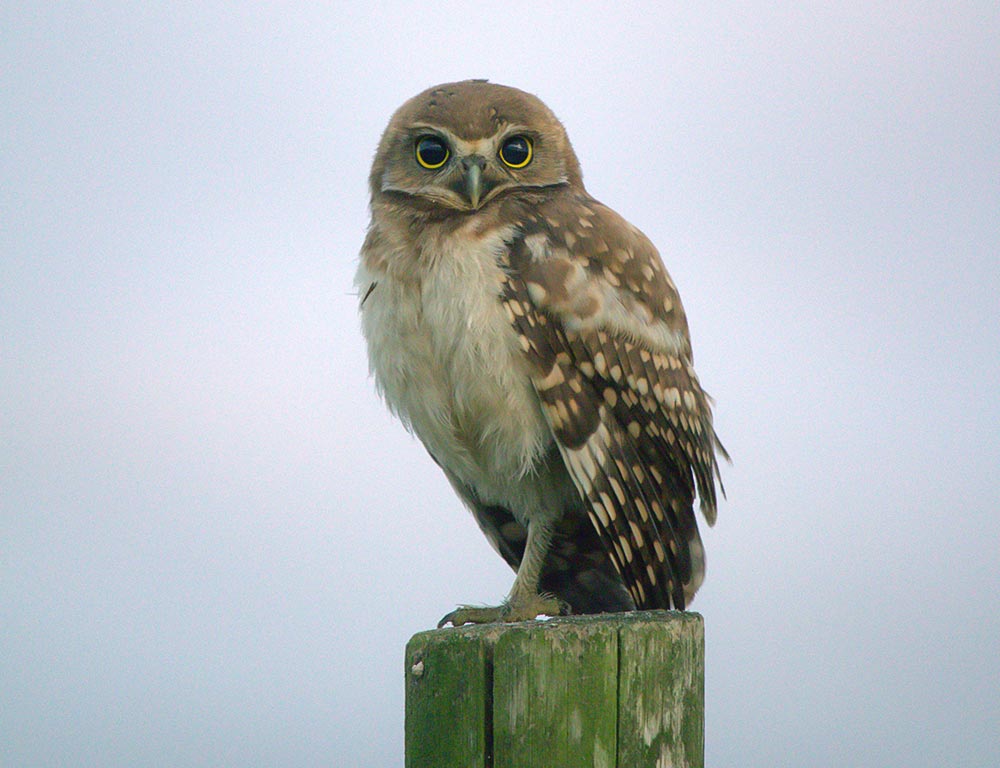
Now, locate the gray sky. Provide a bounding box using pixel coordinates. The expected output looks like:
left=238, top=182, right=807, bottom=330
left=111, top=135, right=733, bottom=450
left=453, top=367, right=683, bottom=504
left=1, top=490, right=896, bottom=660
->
left=3, top=2, right=998, bottom=766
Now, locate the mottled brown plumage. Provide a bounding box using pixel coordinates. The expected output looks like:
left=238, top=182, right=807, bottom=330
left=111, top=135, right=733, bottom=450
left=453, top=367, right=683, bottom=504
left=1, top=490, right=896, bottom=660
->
left=356, top=80, right=726, bottom=625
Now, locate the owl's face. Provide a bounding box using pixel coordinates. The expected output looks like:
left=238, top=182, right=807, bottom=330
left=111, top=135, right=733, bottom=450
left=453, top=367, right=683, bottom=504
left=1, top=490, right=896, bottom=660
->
left=370, top=80, right=583, bottom=213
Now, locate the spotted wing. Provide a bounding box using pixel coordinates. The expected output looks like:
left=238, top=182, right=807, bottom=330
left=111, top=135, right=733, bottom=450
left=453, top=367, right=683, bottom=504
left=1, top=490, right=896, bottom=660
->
left=500, top=193, right=726, bottom=609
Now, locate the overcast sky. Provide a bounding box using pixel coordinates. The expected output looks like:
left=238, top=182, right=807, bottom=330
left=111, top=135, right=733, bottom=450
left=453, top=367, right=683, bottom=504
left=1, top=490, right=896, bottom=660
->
left=3, top=3, right=999, bottom=766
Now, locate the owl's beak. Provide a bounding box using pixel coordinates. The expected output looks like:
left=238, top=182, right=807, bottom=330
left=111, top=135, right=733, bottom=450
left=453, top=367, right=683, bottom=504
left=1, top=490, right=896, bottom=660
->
left=461, top=156, right=486, bottom=209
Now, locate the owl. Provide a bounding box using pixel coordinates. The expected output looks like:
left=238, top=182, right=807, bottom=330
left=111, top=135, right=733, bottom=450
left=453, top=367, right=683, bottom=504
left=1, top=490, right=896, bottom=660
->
left=356, top=80, right=726, bottom=626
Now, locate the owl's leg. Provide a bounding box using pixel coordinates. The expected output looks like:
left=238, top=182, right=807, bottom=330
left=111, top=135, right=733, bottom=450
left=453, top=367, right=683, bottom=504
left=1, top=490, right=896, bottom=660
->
left=438, top=520, right=565, bottom=627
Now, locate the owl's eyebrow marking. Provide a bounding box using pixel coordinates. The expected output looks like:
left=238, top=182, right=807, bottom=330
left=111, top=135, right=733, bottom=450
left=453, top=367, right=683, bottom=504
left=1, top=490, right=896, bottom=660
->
left=405, top=124, right=453, bottom=138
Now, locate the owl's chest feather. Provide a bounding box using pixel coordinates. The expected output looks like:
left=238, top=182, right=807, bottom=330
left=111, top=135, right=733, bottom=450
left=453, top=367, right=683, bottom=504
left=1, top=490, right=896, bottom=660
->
left=358, top=222, right=552, bottom=490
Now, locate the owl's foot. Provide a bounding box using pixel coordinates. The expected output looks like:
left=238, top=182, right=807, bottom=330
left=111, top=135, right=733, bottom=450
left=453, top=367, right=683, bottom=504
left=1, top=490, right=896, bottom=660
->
left=437, top=593, right=566, bottom=628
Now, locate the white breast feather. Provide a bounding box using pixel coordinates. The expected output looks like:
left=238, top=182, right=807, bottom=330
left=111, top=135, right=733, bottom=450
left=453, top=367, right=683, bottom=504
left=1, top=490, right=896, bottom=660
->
left=357, top=220, right=569, bottom=518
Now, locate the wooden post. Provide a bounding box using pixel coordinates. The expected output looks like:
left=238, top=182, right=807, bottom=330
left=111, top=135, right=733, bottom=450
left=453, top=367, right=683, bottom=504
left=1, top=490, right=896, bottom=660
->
left=404, top=611, right=704, bottom=768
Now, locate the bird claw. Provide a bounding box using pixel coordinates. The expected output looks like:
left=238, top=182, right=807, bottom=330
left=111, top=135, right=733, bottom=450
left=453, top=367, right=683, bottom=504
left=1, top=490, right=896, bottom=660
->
left=437, top=594, right=566, bottom=628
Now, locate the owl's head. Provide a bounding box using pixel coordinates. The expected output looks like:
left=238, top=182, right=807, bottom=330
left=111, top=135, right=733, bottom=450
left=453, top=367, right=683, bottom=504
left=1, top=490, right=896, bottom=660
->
left=370, top=80, right=583, bottom=213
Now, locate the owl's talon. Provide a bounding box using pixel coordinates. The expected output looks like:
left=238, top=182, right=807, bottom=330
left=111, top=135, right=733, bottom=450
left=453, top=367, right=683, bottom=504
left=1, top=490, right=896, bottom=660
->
left=438, top=594, right=566, bottom=627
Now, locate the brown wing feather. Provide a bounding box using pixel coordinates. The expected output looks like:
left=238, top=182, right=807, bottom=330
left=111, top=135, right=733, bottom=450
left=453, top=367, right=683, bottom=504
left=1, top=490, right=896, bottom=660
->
left=500, top=191, right=726, bottom=609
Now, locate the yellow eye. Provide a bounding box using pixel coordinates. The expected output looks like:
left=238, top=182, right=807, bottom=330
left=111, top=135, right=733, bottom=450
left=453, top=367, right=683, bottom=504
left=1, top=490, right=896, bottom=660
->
left=499, top=135, right=533, bottom=168
left=415, top=136, right=449, bottom=169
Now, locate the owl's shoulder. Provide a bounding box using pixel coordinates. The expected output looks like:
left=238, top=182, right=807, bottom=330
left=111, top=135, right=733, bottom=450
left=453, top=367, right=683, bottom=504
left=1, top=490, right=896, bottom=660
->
left=500, top=191, right=693, bottom=356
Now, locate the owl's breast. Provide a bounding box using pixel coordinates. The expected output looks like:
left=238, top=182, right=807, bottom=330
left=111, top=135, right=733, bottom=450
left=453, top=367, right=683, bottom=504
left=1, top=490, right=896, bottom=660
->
left=357, top=220, right=553, bottom=497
